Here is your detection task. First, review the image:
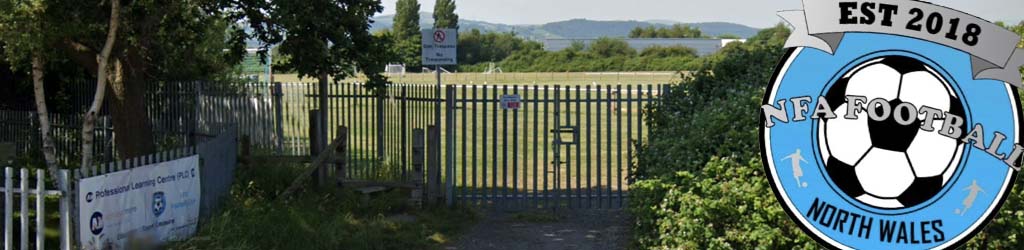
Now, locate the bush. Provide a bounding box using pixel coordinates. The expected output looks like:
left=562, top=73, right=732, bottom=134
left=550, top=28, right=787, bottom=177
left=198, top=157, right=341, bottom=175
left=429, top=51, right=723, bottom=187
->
left=628, top=24, right=816, bottom=249
left=630, top=157, right=816, bottom=249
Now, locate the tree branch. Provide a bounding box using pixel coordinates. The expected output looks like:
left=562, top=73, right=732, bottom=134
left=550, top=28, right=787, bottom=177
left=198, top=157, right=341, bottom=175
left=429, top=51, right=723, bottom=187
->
left=62, top=40, right=100, bottom=74
left=81, top=0, right=120, bottom=168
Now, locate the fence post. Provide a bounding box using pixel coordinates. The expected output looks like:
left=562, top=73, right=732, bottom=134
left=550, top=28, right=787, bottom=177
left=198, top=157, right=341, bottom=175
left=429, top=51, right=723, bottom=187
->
left=411, top=129, right=424, bottom=208
left=426, top=125, right=440, bottom=205
left=273, top=83, right=285, bottom=154
left=20, top=168, right=27, bottom=250
left=193, top=81, right=202, bottom=147
left=336, top=126, right=349, bottom=184
left=445, top=86, right=455, bottom=207
left=59, top=170, right=70, bottom=250
left=400, top=87, right=409, bottom=180
left=36, top=169, right=44, bottom=250
left=4, top=167, right=11, bottom=250
left=241, top=135, right=251, bottom=163
left=309, top=110, right=324, bottom=186
left=376, top=95, right=385, bottom=160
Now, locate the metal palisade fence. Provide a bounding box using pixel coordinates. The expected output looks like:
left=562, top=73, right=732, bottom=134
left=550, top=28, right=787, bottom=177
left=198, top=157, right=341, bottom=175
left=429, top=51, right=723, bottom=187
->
left=317, top=83, right=664, bottom=209
left=0, top=168, right=73, bottom=250
left=0, top=80, right=665, bottom=209
left=0, top=111, right=114, bottom=166
left=442, top=85, right=663, bottom=209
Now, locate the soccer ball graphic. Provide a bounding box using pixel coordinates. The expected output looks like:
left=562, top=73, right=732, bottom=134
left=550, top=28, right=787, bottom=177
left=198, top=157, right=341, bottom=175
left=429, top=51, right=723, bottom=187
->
left=818, top=55, right=967, bottom=209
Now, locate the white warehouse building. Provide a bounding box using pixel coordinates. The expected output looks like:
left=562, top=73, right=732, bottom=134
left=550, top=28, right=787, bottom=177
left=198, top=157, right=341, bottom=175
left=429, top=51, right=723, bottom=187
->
left=543, top=38, right=746, bottom=56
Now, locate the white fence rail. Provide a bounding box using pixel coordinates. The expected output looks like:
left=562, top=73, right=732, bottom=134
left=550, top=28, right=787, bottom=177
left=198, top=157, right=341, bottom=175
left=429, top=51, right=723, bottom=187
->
left=1, top=168, right=71, bottom=250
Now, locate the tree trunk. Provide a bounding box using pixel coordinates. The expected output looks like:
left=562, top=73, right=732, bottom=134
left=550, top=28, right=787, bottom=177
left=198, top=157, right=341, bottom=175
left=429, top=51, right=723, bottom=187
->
left=318, top=72, right=329, bottom=151
left=81, top=0, right=120, bottom=168
left=107, top=64, right=156, bottom=159
left=31, top=55, right=58, bottom=171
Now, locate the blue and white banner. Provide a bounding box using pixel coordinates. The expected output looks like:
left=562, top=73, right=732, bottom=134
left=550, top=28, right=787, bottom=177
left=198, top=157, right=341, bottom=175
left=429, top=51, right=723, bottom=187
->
left=78, top=156, right=201, bottom=250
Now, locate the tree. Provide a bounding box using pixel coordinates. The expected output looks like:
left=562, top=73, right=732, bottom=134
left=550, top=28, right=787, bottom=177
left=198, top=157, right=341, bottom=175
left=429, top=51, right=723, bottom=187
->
left=2, top=0, right=389, bottom=162
left=0, top=0, right=59, bottom=171
left=639, top=45, right=697, bottom=58
left=394, top=0, right=421, bottom=40
left=457, top=29, right=541, bottom=65
left=80, top=0, right=119, bottom=168
left=392, top=0, right=422, bottom=69
left=0, top=0, right=250, bottom=160
left=224, top=0, right=391, bottom=153
left=588, top=38, right=635, bottom=57
left=433, top=0, right=458, bottom=29
left=629, top=24, right=704, bottom=39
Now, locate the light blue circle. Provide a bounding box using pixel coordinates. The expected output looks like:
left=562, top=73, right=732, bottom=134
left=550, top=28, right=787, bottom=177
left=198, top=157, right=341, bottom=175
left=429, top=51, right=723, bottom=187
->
left=765, top=32, right=1018, bottom=249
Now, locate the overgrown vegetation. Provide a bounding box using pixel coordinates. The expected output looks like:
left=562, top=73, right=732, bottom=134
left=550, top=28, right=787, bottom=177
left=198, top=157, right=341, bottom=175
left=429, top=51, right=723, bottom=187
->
left=376, top=24, right=716, bottom=73
left=629, top=22, right=1024, bottom=249
left=628, top=24, right=704, bottom=39
left=172, top=159, right=476, bottom=250
left=456, top=35, right=706, bottom=72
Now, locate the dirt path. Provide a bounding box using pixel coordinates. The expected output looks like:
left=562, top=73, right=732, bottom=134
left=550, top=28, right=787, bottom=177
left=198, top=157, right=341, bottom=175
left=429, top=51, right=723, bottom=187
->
left=446, top=209, right=632, bottom=250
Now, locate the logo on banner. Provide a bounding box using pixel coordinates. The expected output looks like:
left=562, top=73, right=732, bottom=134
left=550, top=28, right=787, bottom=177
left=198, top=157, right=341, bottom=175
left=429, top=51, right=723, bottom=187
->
left=152, top=192, right=166, bottom=217
left=89, top=212, right=104, bottom=235
left=86, top=192, right=94, bottom=203
left=761, top=0, right=1024, bottom=249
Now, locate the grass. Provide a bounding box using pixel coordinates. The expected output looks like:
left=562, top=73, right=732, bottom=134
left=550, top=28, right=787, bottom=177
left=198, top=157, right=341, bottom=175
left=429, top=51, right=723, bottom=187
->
left=265, top=72, right=683, bottom=85
left=169, top=157, right=478, bottom=250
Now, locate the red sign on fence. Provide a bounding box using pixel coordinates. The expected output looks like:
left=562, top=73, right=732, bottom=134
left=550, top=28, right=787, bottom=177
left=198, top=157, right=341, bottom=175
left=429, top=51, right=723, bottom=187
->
left=500, top=95, right=521, bottom=110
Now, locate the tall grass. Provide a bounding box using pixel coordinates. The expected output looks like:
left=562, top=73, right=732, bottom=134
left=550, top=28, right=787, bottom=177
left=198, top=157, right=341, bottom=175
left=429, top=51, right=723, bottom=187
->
left=170, top=158, right=477, bottom=250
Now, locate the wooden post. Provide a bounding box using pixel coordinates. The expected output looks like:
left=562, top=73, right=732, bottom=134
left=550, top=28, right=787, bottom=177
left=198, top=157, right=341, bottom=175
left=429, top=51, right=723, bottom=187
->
left=411, top=129, right=425, bottom=208
left=376, top=96, right=385, bottom=160
left=240, top=134, right=251, bottom=164
left=427, top=125, right=441, bottom=205
left=273, top=82, right=285, bottom=154
left=335, top=126, right=348, bottom=186
left=309, top=110, right=324, bottom=186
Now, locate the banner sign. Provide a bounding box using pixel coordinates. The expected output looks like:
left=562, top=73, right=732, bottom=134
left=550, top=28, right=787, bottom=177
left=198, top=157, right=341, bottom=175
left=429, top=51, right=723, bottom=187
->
left=780, top=0, right=1024, bottom=87
left=422, top=29, right=458, bottom=65
left=78, top=156, right=201, bottom=249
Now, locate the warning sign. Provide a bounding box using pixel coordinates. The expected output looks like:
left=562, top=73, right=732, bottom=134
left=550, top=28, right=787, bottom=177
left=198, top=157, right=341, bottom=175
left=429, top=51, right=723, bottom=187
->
left=422, top=29, right=457, bottom=65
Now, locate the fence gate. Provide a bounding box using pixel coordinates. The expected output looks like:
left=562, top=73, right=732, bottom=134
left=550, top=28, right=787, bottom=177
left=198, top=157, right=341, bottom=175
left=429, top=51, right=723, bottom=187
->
left=445, top=84, right=663, bottom=209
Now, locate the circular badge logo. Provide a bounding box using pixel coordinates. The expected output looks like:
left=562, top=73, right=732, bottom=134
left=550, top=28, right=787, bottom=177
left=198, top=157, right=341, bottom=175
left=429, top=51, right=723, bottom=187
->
left=762, top=1, right=1024, bottom=249
left=89, top=211, right=104, bottom=235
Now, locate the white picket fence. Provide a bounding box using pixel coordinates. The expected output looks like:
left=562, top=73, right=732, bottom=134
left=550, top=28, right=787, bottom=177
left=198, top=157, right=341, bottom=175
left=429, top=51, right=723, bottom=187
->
left=1, top=168, right=71, bottom=250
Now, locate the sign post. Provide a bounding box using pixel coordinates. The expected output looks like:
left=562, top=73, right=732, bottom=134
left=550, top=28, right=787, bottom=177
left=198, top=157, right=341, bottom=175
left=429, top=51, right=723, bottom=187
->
left=421, top=28, right=457, bottom=206
left=421, top=28, right=457, bottom=128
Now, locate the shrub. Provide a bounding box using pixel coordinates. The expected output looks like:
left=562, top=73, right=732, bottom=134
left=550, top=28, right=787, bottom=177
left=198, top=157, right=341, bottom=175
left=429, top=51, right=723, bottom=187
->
left=630, top=157, right=816, bottom=249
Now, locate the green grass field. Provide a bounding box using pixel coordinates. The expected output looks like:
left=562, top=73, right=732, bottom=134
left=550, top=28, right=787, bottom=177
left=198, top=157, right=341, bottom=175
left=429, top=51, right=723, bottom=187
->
left=265, top=71, right=684, bottom=85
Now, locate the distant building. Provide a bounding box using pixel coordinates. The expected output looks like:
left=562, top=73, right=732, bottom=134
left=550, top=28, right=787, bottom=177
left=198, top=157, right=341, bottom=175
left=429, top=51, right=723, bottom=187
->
left=542, top=38, right=746, bottom=56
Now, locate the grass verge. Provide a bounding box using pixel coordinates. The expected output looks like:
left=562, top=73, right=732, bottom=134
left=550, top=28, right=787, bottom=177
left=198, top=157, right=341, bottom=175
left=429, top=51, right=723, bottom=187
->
left=170, top=158, right=477, bottom=250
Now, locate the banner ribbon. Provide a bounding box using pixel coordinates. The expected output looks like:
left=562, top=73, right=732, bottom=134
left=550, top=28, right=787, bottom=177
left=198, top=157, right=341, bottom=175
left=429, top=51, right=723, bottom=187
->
left=780, top=0, right=1024, bottom=87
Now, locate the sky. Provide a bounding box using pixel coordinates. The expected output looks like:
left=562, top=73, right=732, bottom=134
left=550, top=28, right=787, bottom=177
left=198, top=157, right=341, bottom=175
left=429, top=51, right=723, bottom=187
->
left=379, top=0, right=1024, bottom=28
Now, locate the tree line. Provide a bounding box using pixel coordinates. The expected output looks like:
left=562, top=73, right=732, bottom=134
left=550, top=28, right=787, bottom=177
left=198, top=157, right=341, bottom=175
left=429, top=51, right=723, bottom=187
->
left=0, top=0, right=394, bottom=169
left=378, top=2, right=712, bottom=73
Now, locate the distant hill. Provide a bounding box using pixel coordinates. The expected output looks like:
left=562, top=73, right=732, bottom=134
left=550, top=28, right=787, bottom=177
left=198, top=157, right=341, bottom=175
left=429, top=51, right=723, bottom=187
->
left=370, top=13, right=760, bottom=40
